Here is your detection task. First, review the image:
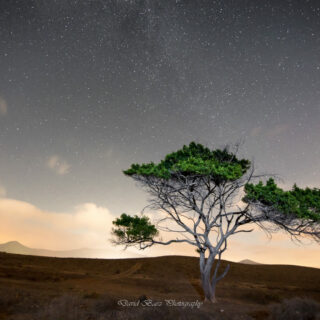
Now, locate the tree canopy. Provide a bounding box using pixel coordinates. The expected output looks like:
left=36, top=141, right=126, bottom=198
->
left=112, top=213, right=158, bottom=246
left=123, top=141, right=250, bottom=182
left=243, top=178, right=320, bottom=222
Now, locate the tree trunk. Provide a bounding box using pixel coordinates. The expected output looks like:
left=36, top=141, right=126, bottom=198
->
left=200, top=252, right=217, bottom=303
left=201, top=268, right=217, bottom=303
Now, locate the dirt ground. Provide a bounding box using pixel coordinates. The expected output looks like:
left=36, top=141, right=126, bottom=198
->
left=0, top=252, right=319, bottom=319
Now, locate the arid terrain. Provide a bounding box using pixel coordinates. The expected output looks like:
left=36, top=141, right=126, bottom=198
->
left=0, top=252, right=319, bottom=319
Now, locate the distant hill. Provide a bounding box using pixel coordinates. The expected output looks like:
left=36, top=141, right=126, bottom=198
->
left=0, top=241, right=143, bottom=259
left=239, top=259, right=262, bottom=265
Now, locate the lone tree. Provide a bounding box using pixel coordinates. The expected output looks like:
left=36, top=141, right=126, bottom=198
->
left=112, top=142, right=320, bottom=303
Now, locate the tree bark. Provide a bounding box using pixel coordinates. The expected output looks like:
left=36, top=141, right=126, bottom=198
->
left=201, top=268, right=217, bottom=303
left=200, top=253, right=217, bottom=303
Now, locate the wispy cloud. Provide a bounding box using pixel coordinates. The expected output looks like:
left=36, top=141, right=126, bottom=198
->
left=47, top=155, right=70, bottom=175
left=265, top=124, right=289, bottom=138
left=250, top=124, right=290, bottom=139
left=0, top=96, right=7, bottom=116
left=0, top=184, right=6, bottom=198
left=250, top=126, right=262, bottom=138
left=0, top=198, right=114, bottom=250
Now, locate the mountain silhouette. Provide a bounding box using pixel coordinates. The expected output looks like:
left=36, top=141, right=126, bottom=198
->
left=0, top=241, right=143, bottom=259
left=239, top=259, right=261, bottom=265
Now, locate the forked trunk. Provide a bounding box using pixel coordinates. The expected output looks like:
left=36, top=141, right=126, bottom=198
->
left=200, top=251, right=230, bottom=303
left=200, top=252, right=217, bottom=303
left=201, top=268, right=217, bottom=303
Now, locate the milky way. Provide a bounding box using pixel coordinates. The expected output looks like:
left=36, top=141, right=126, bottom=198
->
left=0, top=0, right=319, bottom=214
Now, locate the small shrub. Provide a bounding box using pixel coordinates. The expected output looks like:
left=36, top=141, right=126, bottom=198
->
left=268, top=297, right=320, bottom=320
left=138, top=294, right=148, bottom=303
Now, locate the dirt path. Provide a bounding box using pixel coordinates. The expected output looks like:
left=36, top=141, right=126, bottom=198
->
left=107, top=262, right=142, bottom=280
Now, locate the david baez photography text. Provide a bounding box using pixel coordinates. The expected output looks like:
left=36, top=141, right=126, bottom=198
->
left=118, top=299, right=203, bottom=309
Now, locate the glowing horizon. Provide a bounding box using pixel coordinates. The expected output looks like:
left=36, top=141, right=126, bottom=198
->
left=0, top=196, right=319, bottom=269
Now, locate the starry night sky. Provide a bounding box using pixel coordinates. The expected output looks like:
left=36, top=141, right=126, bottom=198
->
left=0, top=0, right=319, bottom=217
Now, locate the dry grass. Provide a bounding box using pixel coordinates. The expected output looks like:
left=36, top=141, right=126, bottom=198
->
left=0, top=252, right=319, bottom=319
left=34, top=295, right=87, bottom=320
left=25, top=294, right=222, bottom=320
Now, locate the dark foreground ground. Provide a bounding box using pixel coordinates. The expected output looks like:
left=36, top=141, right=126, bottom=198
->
left=0, top=252, right=319, bottom=319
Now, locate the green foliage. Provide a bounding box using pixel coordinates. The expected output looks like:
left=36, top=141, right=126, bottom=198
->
left=123, top=142, right=250, bottom=183
left=112, top=213, right=158, bottom=243
left=243, top=178, right=320, bottom=221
